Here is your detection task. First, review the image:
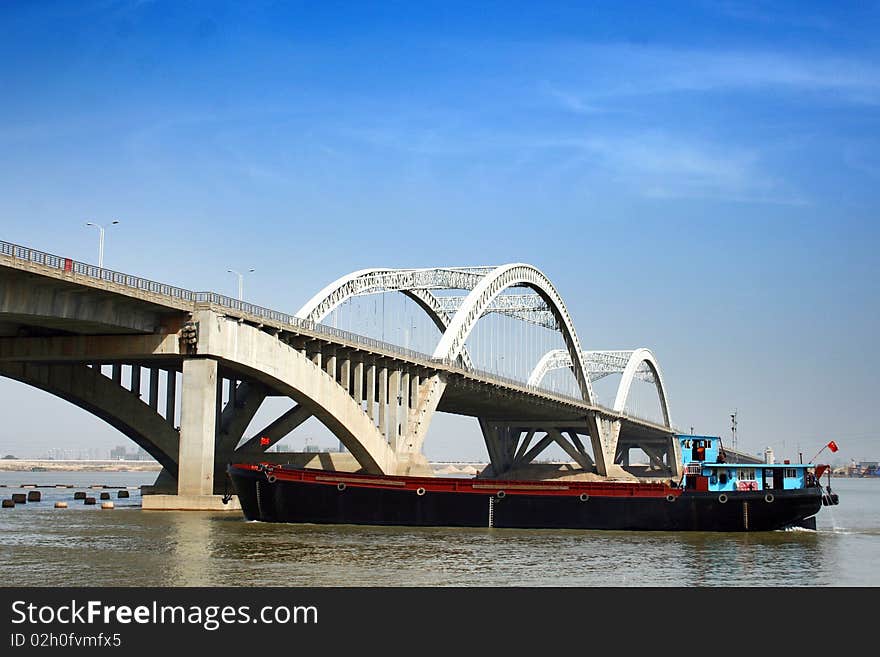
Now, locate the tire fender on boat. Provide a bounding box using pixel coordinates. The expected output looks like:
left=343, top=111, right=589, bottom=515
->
left=416, top=487, right=426, bottom=496
left=267, top=475, right=276, bottom=484
left=718, top=493, right=728, bottom=503
left=337, top=482, right=346, bottom=491
left=666, top=494, right=676, bottom=502
left=579, top=493, right=589, bottom=502
left=764, top=493, right=774, bottom=503
left=496, top=490, right=506, bottom=499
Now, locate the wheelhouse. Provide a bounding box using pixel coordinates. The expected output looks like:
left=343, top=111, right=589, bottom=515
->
left=677, top=434, right=819, bottom=493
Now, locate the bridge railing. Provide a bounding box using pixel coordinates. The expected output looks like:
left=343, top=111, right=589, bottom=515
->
left=1, top=240, right=196, bottom=301
left=0, top=240, right=443, bottom=363
left=195, top=291, right=434, bottom=363
left=1, top=239, right=674, bottom=428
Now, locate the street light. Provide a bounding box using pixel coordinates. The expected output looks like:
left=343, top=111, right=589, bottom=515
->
left=84, top=220, right=120, bottom=268
left=227, top=268, right=255, bottom=300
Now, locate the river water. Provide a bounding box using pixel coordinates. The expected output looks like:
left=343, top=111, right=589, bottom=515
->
left=0, top=471, right=877, bottom=587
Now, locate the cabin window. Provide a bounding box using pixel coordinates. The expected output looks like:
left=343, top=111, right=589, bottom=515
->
left=785, top=468, right=797, bottom=478
left=738, top=469, right=756, bottom=481
left=718, top=472, right=728, bottom=485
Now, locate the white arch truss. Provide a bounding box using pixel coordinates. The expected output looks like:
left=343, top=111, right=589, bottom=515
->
left=528, top=349, right=657, bottom=386
left=295, top=267, right=493, bottom=323
left=528, top=347, right=671, bottom=427
left=434, top=294, right=558, bottom=330
left=612, top=348, right=671, bottom=427
left=432, top=263, right=597, bottom=406
left=294, top=268, right=475, bottom=368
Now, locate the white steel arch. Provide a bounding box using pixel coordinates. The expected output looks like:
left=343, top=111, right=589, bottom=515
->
left=295, top=267, right=491, bottom=324
left=528, top=349, right=657, bottom=387
left=294, top=268, right=474, bottom=368
left=612, top=348, right=671, bottom=427
left=432, top=264, right=597, bottom=406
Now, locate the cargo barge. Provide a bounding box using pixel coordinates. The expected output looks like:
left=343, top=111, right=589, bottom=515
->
left=227, top=435, right=838, bottom=532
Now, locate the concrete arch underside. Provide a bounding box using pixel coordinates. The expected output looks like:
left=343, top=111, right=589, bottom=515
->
left=0, top=361, right=180, bottom=474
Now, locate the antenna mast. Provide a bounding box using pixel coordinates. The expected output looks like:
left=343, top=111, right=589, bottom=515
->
left=730, top=410, right=738, bottom=451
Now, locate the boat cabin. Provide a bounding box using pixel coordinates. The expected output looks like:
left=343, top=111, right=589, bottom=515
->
left=677, top=434, right=818, bottom=493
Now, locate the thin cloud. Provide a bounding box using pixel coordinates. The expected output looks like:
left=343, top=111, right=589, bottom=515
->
left=534, top=132, right=806, bottom=205
left=543, top=44, right=880, bottom=105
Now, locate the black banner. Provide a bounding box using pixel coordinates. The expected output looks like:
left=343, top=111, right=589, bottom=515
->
left=0, top=587, right=858, bottom=651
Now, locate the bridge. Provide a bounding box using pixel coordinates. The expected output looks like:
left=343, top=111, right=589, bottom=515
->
left=0, top=239, right=685, bottom=509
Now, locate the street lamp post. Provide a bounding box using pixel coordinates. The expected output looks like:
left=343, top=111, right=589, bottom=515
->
left=85, top=220, right=119, bottom=268
left=227, top=268, right=255, bottom=300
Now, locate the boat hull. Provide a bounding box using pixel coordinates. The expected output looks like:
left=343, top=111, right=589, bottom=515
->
left=227, top=464, right=822, bottom=532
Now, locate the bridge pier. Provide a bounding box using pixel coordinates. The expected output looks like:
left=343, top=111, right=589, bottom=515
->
left=143, top=357, right=241, bottom=510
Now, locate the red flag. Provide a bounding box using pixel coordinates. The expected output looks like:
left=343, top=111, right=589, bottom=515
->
left=259, top=436, right=270, bottom=447
left=827, top=440, right=839, bottom=453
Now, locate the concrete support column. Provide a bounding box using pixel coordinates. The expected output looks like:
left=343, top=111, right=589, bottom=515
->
left=165, top=369, right=177, bottom=425
left=353, top=361, right=364, bottom=405
left=389, top=369, right=401, bottom=450
left=214, top=376, right=223, bottom=438
left=340, top=358, right=351, bottom=394
left=377, top=366, right=387, bottom=436
left=177, top=358, right=218, bottom=496
left=311, top=350, right=322, bottom=368
left=590, top=416, right=620, bottom=477
left=148, top=367, right=159, bottom=410
left=326, top=353, right=337, bottom=380
left=366, top=363, right=376, bottom=421
left=410, top=373, right=420, bottom=408
left=400, top=371, right=410, bottom=444
left=130, top=364, right=141, bottom=396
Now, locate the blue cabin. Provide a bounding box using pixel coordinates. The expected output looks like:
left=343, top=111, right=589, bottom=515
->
left=677, top=434, right=818, bottom=493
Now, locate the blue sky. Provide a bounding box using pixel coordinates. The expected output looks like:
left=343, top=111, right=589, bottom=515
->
left=1, top=1, right=878, bottom=463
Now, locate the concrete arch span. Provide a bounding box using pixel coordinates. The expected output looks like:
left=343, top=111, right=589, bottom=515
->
left=197, top=311, right=398, bottom=474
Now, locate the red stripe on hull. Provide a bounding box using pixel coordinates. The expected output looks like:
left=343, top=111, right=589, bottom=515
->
left=232, top=463, right=680, bottom=499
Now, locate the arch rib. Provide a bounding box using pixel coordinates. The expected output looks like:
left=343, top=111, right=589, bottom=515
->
left=612, top=348, right=671, bottom=427
left=432, top=264, right=597, bottom=406
left=528, top=349, right=657, bottom=387
left=295, top=267, right=490, bottom=324
left=295, top=268, right=474, bottom=368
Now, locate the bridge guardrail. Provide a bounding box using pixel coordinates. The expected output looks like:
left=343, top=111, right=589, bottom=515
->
left=1, top=239, right=442, bottom=364
left=1, top=239, right=674, bottom=428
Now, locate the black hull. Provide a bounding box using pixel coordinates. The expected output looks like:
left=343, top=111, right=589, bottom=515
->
left=228, top=465, right=822, bottom=532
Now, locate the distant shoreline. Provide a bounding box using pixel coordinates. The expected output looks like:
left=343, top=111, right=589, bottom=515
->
left=0, top=458, right=489, bottom=475
left=0, top=459, right=162, bottom=472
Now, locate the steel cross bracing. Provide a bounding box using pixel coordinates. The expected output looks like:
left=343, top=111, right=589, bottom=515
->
left=296, top=267, right=506, bottom=324
left=528, top=349, right=656, bottom=386
left=435, top=294, right=558, bottom=330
